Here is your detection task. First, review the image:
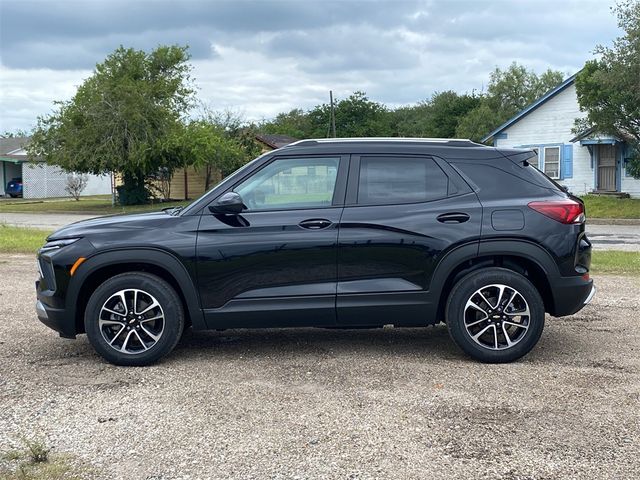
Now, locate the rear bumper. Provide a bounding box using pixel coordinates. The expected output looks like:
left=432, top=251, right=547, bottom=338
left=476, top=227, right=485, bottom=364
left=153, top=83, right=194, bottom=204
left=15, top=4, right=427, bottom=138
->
left=550, top=276, right=595, bottom=317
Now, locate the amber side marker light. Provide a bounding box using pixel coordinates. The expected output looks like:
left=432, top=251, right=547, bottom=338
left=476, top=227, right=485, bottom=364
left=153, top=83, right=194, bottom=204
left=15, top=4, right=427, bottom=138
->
left=70, top=257, right=86, bottom=276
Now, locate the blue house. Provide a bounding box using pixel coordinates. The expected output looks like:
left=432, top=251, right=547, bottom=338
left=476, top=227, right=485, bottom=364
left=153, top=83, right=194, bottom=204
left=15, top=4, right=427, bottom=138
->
left=482, top=74, right=639, bottom=198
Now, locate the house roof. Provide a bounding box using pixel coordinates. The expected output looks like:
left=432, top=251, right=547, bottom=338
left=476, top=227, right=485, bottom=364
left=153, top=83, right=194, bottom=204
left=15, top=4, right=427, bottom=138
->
left=0, top=136, right=30, bottom=156
left=481, top=73, right=578, bottom=143
left=255, top=133, right=299, bottom=149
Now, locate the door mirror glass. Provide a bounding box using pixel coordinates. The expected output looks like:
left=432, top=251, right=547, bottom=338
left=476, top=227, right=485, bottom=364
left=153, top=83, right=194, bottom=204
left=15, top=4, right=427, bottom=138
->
left=209, top=192, right=245, bottom=215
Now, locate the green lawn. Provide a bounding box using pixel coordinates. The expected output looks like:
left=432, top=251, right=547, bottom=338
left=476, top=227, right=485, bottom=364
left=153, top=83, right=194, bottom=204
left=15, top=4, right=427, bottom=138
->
left=0, top=225, right=51, bottom=254
left=589, top=250, right=640, bottom=276
left=580, top=195, right=640, bottom=219
left=1, top=224, right=638, bottom=277
left=0, top=195, right=191, bottom=215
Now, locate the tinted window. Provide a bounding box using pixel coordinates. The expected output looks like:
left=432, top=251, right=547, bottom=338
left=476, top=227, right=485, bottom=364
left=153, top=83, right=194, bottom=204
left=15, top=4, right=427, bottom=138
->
left=235, top=157, right=340, bottom=210
left=357, top=156, right=448, bottom=205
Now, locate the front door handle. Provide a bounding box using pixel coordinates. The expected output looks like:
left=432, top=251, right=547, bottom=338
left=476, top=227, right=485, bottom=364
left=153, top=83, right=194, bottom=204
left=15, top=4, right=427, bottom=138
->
left=437, top=212, right=470, bottom=224
left=299, top=219, right=332, bottom=230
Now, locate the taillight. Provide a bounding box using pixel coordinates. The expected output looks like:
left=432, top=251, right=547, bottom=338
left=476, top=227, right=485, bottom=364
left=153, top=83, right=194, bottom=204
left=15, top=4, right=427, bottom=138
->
left=528, top=200, right=585, bottom=224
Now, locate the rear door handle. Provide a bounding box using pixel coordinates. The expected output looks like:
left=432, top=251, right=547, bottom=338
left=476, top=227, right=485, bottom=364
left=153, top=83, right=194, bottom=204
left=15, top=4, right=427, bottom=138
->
left=437, top=212, right=470, bottom=224
left=299, top=218, right=332, bottom=230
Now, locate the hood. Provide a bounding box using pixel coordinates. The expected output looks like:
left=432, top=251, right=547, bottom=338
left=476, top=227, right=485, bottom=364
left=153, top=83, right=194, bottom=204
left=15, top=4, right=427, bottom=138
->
left=48, top=211, right=171, bottom=240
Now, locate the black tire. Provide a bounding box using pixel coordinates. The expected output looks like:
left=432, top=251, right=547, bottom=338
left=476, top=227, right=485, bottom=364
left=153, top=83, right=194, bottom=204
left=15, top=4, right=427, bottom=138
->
left=446, top=267, right=545, bottom=363
left=84, top=272, right=184, bottom=366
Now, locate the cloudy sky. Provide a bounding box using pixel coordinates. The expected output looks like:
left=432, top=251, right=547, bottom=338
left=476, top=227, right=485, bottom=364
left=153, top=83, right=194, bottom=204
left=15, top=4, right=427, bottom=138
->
left=0, top=0, right=620, bottom=132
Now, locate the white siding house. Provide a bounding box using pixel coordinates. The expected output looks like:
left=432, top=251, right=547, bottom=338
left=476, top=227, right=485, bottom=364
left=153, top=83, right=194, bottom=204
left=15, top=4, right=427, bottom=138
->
left=0, top=137, right=112, bottom=198
left=483, top=74, right=640, bottom=198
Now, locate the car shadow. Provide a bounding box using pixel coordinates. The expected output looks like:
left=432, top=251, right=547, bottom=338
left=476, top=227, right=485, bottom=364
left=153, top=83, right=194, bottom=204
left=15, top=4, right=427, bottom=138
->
left=173, top=324, right=466, bottom=362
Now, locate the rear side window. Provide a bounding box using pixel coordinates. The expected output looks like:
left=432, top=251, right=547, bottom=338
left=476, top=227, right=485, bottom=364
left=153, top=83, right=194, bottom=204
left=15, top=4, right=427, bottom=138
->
left=357, top=156, right=448, bottom=205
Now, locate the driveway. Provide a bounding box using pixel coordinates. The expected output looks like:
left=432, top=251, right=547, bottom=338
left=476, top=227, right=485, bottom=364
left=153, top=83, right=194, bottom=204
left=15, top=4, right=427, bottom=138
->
left=0, top=212, right=97, bottom=230
left=1, top=212, right=639, bottom=251
left=0, top=255, right=639, bottom=479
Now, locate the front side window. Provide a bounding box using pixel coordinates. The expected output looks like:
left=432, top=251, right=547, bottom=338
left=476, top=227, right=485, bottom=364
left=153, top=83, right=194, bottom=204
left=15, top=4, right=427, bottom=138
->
left=357, top=156, right=448, bottom=205
left=234, top=157, right=340, bottom=210
left=544, top=147, right=560, bottom=179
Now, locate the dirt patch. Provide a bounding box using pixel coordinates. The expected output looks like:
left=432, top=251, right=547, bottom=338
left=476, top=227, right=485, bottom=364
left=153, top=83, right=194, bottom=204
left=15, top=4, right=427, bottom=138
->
left=1, top=256, right=639, bottom=479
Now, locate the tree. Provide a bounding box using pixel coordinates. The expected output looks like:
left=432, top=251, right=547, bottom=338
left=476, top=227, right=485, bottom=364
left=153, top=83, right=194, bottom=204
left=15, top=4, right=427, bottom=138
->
left=574, top=0, right=640, bottom=177
left=457, top=63, right=564, bottom=142
left=261, top=108, right=313, bottom=139
left=28, top=45, right=195, bottom=204
left=64, top=173, right=89, bottom=201
left=423, top=91, right=480, bottom=138
left=307, top=91, right=390, bottom=137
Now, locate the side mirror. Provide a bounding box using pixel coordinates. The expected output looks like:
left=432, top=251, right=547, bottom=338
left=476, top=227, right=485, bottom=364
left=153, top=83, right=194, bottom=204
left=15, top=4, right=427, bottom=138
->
left=208, top=192, right=245, bottom=215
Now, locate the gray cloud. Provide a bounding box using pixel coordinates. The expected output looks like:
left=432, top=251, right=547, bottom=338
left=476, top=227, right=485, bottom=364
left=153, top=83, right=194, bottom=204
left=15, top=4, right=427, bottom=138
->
left=0, top=0, right=620, bottom=132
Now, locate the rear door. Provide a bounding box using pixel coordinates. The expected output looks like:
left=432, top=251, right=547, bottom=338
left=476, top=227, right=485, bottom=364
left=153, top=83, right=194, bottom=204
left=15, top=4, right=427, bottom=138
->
left=336, top=154, right=482, bottom=326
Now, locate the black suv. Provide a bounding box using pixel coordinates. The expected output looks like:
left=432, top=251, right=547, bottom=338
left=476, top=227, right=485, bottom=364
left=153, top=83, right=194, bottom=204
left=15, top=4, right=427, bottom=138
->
left=36, top=138, right=594, bottom=366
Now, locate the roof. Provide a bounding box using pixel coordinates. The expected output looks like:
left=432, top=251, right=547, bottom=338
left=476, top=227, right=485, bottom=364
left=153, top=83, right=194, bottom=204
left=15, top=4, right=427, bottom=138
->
left=255, top=133, right=299, bottom=149
left=0, top=136, right=30, bottom=156
left=481, top=73, right=578, bottom=143
left=287, top=137, right=484, bottom=148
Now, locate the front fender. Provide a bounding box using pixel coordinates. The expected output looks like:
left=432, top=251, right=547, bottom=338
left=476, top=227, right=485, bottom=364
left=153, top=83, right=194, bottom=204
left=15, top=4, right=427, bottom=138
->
left=67, top=247, right=205, bottom=331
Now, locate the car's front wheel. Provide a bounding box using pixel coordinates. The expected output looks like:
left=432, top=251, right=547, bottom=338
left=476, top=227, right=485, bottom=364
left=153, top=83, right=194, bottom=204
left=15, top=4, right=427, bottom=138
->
left=84, top=272, right=184, bottom=366
left=446, top=268, right=545, bottom=363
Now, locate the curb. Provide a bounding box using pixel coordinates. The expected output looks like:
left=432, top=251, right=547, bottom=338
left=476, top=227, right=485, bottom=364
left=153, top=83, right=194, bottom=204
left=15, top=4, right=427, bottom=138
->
left=588, top=218, right=640, bottom=226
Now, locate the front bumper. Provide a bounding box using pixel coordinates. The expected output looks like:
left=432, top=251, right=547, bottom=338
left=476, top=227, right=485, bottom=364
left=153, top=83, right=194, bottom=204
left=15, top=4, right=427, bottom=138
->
left=550, top=275, right=595, bottom=317
left=36, top=282, right=76, bottom=338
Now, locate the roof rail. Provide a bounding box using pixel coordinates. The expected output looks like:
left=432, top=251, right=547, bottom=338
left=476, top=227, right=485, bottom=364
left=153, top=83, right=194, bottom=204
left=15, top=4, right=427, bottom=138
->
left=284, top=137, right=485, bottom=148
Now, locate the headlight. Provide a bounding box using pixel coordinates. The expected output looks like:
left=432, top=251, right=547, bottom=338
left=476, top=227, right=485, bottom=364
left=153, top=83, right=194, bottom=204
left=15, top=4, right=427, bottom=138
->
left=40, top=237, right=81, bottom=252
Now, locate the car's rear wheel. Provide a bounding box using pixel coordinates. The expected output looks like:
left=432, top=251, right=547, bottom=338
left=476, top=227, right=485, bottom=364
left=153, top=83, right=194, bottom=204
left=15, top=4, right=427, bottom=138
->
left=84, top=272, right=184, bottom=366
left=446, top=268, right=544, bottom=363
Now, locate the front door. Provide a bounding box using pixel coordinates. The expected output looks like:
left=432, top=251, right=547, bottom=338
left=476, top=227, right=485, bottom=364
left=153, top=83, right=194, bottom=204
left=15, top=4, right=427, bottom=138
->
left=597, top=144, right=617, bottom=192
left=197, top=154, right=347, bottom=328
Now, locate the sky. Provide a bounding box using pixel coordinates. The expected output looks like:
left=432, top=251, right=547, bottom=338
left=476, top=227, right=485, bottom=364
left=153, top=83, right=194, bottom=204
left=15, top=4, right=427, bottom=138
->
left=0, top=0, right=621, bottom=133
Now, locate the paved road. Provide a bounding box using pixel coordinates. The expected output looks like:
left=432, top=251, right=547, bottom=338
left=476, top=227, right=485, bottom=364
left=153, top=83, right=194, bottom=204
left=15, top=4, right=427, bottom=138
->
left=0, top=212, right=99, bottom=230
left=2, top=212, right=638, bottom=251
left=586, top=224, right=640, bottom=251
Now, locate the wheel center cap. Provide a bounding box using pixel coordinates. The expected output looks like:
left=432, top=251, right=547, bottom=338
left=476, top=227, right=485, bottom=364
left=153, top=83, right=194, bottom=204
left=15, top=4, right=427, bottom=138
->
left=492, top=314, right=501, bottom=320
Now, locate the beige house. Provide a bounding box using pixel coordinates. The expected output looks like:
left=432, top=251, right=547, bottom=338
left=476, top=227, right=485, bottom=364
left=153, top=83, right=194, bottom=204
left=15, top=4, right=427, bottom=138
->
left=167, top=133, right=298, bottom=200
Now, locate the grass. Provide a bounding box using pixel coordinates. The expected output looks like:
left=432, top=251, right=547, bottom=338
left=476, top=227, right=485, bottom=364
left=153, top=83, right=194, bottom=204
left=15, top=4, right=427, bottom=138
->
left=590, top=250, right=640, bottom=276
left=580, top=195, right=640, bottom=219
left=0, top=195, right=191, bottom=215
left=1, top=438, right=94, bottom=480
left=0, top=225, right=51, bottom=254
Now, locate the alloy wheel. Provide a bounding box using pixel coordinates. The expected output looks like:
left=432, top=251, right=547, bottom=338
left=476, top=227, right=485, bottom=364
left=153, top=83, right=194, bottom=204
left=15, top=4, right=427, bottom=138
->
left=463, top=283, right=530, bottom=350
left=98, top=289, right=165, bottom=354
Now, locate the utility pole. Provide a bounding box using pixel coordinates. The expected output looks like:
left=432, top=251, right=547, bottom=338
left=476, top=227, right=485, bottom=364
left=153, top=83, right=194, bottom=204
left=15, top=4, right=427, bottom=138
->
left=329, top=90, right=336, bottom=138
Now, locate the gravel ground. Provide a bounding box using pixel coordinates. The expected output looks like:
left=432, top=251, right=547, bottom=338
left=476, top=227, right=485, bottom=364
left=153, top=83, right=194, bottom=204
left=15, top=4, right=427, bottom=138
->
left=0, top=255, right=639, bottom=479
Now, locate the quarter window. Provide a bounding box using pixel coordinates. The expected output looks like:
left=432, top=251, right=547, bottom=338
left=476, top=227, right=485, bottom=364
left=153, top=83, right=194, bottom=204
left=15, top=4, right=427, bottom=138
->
left=357, top=156, right=448, bottom=205
left=544, top=147, right=560, bottom=179
left=234, top=157, right=340, bottom=210
left=530, top=148, right=540, bottom=169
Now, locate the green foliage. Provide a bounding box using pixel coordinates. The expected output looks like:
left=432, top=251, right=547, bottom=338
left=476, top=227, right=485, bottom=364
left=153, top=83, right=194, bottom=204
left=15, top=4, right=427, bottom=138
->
left=22, top=439, right=49, bottom=464
left=575, top=0, right=640, bottom=178
left=485, top=63, right=564, bottom=122
left=458, top=63, right=564, bottom=142
left=28, top=45, right=195, bottom=202
left=424, top=91, right=480, bottom=137
left=261, top=108, right=312, bottom=139
left=308, top=91, right=390, bottom=137
left=455, top=103, right=498, bottom=142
